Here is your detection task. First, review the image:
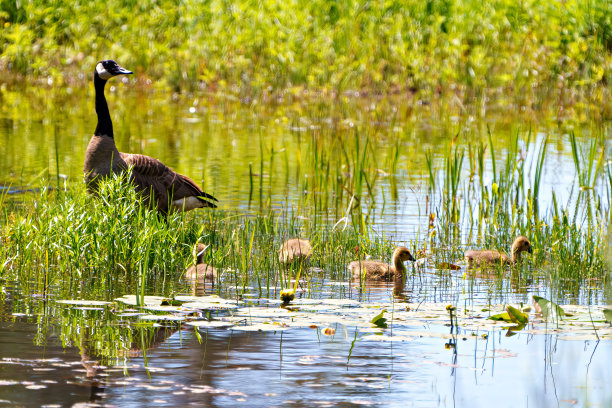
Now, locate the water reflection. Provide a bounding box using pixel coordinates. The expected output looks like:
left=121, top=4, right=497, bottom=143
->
left=1, top=311, right=611, bottom=407
left=0, top=87, right=597, bottom=240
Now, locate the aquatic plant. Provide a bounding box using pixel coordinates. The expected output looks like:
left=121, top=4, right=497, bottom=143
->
left=427, top=128, right=610, bottom=299
left=0, top=0, right=608, bottom=99
left=0, top=168, right=395, bottom=301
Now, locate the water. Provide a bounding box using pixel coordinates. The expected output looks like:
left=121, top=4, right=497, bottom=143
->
left=0, top=85, right=610, bottom=406
left=1, top=283, right=611, bottom=407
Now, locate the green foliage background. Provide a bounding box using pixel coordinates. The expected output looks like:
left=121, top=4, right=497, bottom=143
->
left=0, top=0, right=609, bottom=93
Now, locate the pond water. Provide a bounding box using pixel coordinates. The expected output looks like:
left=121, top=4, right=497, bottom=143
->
left=1, top=280, right=611, bottom=407
left=0, top=84, right=610, bottom=407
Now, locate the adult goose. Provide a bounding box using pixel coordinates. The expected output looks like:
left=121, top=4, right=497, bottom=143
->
left=464, top=236, right=532, bottom=268
left=83, top=60, right=217, bottom=214
left=348, top=246, right=415, bottom=281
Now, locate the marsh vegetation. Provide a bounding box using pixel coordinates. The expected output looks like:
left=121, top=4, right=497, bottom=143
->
left=0, top=0, right=610, bottom=406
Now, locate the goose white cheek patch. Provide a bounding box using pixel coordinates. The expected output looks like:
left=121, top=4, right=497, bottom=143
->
left=96, top=63, right=112, bottom=80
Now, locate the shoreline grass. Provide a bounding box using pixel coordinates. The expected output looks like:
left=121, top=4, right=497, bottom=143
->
left=0, top=121, right=609, bottom=306
left=0, top=0, right=609, bottom=98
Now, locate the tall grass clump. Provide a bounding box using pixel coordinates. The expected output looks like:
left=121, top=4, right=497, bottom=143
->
left=1, top=167, right=397, bottom=302
left=427, top=128, right=610, bottom=294
left=3, top=171, right=201, bottom=299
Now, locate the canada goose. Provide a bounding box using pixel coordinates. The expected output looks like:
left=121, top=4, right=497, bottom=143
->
left=185, top=243, right=217, bottom=285
left=278, top=238, right=313, bottom=264
left=348, top=246, right=415, bottom=281
left=464, top=236, right=532, bottom=268
left=83, top=60, right=217, bottom=214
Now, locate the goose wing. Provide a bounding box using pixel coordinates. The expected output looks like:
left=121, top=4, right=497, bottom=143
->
left=121, top=152, right=217, bottom=207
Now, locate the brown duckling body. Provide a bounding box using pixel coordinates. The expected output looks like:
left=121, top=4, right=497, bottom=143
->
left=348, top=246, right=415, bottom=281
left=185, top=243, right=217, bottom=285
left=464, top=236, right=532, bottom=268
left=279, top=238, right=313, bottom=264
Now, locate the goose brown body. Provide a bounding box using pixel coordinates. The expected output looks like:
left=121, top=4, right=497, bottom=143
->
left=464, top=236, right=532, bottom=268
left=83, top=60, right=217, bottom=214
left=185, top=243, right=217, bottom=285
left=278, top=238, right=313, bottom=264
left=348, top=246, right=415, bottom=281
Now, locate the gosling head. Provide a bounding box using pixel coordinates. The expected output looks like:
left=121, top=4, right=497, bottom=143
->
left=95, top=60, right=133, bottom=81
left=194, top=243, right=208, bottom=264
left=394, top=246, right=416, bottom=262
left=512, top=236, right=533, bottom=255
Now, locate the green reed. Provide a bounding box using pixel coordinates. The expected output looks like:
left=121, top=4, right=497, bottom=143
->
left=0, top=163, right=396, bottom=301
left=429, top=128, right=610, bottom=287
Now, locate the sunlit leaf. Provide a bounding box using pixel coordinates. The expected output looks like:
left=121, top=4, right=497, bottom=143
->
left=533, top=296, right=565, bottom=320
left=488, top=312, right=512, bottom=322
left=370, top=310, right=388, bottom=329
left=506, top=306, right=529, bottom=324
left=604, top=309, right=612, bottom=324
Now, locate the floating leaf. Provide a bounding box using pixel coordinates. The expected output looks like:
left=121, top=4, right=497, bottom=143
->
left=115, top=295, right=168, bottom=306
left=230, top=323, right=289, bottom=332
left=604, top=309, right=612, bottom=324
left=488, top=312, right=512, bottom=322
left=361, top=334, right=412, bottom=342
left=506, top=306, right=529, bottom=324
left=533, top=296, right=565, bottom=320
left=370, top=310, right=388, bottom=329
left=139, top=314, right=185, bottom=321
left=186, top=321, right=234, bottom=328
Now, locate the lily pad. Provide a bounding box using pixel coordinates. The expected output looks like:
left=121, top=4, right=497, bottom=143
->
left=230, top=323, right=290, bottom=332
left=604, top=309, right=612, bottom=324
left=138, top=314, right=185, bottom=322
left=180, top=302, right=239, bottom=310
left=186, top=320, right=235, bottom=328
left=370, top=310, right=388, bottom=329
left=115, top=295, right=169, bottom=307
left=533, top=296, right=565, bottom=320
left=361, top=334, right=412, bottom=342
left=506, top=306, right=529, bottom=324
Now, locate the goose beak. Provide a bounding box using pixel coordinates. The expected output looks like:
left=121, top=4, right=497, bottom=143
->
left=117, top=66, right=133, bottom=75
left=528, top=246, right=533, bottom=254
left=408, top=253, right=416, bottom=262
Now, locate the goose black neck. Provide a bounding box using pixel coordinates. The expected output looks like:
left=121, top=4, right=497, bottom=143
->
left=94, top=72, right=113, bottom=138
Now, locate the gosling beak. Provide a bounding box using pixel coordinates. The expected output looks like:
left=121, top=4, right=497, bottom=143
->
left=408, top=253, right=416, bottom=262
left=527, top=246, right=533, bottom=254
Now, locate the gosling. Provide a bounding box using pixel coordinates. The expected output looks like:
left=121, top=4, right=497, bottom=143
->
left=464, top=236, right=533, bottom=268
left=348, top=246, right=415, bottom=281
left=185, top=243, right=217, bottom=285
left=279, top=238, right=313, bottom=264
